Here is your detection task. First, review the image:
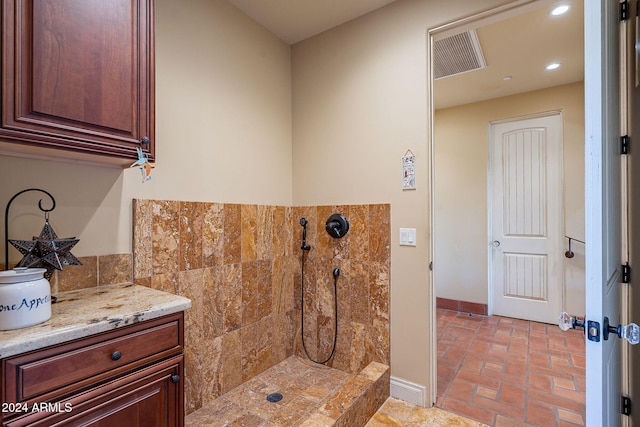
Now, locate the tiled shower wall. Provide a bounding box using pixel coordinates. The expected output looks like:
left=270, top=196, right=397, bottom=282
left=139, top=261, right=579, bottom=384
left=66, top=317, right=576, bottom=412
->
left=132, top=199, right=390, bottom=416
left=292, top=205, right=390, bottom=374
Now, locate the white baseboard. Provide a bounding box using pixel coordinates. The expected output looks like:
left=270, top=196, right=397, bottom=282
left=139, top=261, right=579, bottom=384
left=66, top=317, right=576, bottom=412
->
left=390, top=376, right=427, bottom=407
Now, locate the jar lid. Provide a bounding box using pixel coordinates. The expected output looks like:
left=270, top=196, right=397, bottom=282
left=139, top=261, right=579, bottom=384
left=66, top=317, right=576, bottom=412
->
left=0, top=268, right=47, bottom=284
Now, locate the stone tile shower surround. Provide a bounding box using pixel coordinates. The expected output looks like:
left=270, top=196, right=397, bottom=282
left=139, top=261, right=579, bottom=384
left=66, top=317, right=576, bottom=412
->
left=132, top=199, right=390, bottom=416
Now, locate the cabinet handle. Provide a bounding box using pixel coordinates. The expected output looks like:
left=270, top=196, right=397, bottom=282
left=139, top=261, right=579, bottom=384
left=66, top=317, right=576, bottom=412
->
left=111, top=351, right=122, bottom=361
left=171, top=375, right=180, bottom=384
left=141, top=136, right=150, bottom=146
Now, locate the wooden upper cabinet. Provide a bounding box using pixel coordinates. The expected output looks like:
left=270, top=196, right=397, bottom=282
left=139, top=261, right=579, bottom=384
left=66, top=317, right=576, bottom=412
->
left=0, top=0, right=155, bottom=164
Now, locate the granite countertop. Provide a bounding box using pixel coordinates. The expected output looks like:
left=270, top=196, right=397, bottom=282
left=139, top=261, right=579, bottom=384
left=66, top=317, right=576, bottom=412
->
left=0, top=283, right=192, bottom=358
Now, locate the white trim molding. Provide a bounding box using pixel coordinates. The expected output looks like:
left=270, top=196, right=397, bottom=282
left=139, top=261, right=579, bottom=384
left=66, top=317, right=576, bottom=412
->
left=390, top=376, right=428, bottom=407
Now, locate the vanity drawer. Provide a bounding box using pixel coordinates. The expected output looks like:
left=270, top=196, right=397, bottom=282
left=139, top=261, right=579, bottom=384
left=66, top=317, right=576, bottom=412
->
left=3, top=313, right=183, bottom=403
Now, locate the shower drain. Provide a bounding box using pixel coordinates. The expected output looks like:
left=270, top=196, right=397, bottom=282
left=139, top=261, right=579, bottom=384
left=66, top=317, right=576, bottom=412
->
left=266, top=392, right=283, bottom=403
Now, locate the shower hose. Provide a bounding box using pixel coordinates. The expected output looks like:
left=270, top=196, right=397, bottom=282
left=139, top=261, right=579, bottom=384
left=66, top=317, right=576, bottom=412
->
left=300, top=247, right=338, bottom=364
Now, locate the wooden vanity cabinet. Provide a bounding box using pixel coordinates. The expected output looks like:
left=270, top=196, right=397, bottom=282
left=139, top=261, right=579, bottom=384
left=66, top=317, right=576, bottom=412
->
left=0, top=0, right=155, bottom=164
left=1, top=313, right=184, bottom=427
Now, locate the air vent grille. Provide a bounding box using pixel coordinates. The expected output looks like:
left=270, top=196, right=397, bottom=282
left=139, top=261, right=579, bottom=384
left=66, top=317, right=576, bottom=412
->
left=434, top=30, right=486, bottom=80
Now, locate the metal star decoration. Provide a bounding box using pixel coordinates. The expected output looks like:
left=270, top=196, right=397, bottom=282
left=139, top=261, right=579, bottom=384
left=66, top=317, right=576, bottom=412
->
left=9, top=219, right=81, bottom=280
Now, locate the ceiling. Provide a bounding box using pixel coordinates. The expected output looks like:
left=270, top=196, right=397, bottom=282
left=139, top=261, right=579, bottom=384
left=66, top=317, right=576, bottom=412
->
left=226, top=0, right=399, bottom=45
left=433, top=0, right=583, bottom=109
left=225, top=0, right=584, bottom=110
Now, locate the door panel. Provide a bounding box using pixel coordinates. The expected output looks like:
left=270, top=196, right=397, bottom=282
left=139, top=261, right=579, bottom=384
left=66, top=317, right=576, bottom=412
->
left=490, top=114, right=563, bottom=324
left=584, top=1, right=622, bottom=425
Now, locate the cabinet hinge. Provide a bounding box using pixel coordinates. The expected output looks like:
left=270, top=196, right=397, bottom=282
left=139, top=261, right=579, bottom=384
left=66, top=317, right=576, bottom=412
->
left=622, top=263, right=631, bottom=283
left=621, top=0, right=629, bottom=21
left=622, top=395, right=632, bottom=416
left=621, top=135, right=630, bottom=154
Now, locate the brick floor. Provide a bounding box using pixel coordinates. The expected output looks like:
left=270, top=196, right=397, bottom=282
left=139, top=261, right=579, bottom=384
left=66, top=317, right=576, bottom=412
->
left=436, top=308, right=585, bottom=427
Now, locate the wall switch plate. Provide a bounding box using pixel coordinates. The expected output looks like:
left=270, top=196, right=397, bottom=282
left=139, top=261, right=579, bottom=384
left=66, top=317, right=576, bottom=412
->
left=400, top=228, right=417, bottom=246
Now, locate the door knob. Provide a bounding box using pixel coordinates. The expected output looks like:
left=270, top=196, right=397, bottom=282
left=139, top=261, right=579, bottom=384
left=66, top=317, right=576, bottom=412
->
left=603, top=317, right=640, bottom=344
left=558, top=311, right=585, bottom=331
left=492, top=240, right=501, bottom=248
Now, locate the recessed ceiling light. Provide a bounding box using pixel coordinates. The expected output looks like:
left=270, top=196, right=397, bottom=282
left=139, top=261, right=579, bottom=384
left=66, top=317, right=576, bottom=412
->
left=502, top=76, right=512, bottom=81
left=546, top=62, right=561, bottom=70
left=550, top=4, right=570, bottom=16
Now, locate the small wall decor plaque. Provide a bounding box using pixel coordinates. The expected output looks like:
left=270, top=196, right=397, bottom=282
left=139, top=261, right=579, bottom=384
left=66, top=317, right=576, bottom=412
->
left=402, top=149, right=416, bottom=190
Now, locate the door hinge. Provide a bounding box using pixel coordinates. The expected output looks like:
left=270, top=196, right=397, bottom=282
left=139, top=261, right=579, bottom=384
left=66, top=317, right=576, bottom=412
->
left=622, top=395, right=632, bottom=416
left=621, top=135, right=630, bottom=154
left=621, top=0, right=629, bottom=21
left=622, top=263, right=631, bottom=283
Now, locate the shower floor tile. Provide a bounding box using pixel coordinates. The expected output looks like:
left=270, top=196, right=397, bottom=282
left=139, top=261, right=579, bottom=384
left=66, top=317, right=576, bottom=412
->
left=366, top=397, right=488, bottom=426
left=185, top=356, right=353, bottom=427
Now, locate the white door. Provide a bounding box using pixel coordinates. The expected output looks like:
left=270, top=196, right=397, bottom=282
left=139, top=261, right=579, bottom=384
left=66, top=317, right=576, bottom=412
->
left=584, top=1, right=623, bottom=425
left=490, top=113, right=563, bottom=324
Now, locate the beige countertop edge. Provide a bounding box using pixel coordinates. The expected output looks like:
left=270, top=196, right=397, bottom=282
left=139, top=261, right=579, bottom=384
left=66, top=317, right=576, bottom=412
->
left=0, top=283, right=192, bottom=359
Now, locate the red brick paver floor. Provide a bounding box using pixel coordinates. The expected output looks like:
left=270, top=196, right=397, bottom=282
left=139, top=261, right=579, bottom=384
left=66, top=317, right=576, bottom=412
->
left=436, top=308, right=585, bottom=427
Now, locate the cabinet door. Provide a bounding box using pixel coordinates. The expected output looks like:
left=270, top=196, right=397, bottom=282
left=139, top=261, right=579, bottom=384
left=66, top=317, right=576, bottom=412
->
left=1, top=0, right=155, bottom=162
left=4, top=356, right=183, bottom=427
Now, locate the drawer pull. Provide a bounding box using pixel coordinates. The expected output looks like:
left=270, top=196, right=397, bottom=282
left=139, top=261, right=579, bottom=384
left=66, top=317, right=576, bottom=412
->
left=171, top=375, right=180, bottom=384
left=111, top=351, right=122, bottom=361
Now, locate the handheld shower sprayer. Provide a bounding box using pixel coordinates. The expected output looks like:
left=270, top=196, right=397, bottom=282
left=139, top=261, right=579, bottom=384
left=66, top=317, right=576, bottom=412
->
left=300, top=217, right=311, bottom=251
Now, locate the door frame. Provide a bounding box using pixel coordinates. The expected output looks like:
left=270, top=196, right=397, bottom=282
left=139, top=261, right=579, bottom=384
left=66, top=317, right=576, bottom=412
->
left=486, top=111, right=565, bottom=321
left=425, top=0, right=600, bottom=408
left=426, top=0, right=540, bottom=403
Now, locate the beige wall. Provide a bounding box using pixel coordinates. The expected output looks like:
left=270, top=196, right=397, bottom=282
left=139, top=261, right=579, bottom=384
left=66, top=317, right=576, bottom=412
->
left=291, top=0, right=508, bottom=399
left=433, top=82, right=585, bottom=315
left=0, top=0, right=292, bottom=260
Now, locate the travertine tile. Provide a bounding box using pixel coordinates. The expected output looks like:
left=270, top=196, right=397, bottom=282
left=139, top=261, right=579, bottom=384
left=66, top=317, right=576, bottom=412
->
left=349, top=204, right=370, bottom=262
left=377, top=397, right=416, bottom=420
left=366, top=412, right=404, bottom=426
left=256, top=205, right=274, bottom=260
left=98, top=253, right=132, bottom=285
left=272, top=206, right=292, bottom=257
left=298, top=412, right=335, bottom=426
left=319, top=375, right=372, bottom=419
left=131, top=199, right=389, bottom=416
left=350, top=260, right=369, bottom=325
left=151, top=200, right=180, bottom=275
left=241, top=204, right=258, bottom=263
left=369, top=204, right=390, bottom=264
left=241, top=321, right=258, bottom=382
left=149, top=272, right=178, bottom=294
left=315, top=205, right=333, bottom=259
left=224, top=204, right=241, bottom=265
left=202, top=202, right=224, bottom=267
left=221, top=329, right=242, bottom=394
left=57, top=256, right=97, bottom=292
left=201, top=335, right=223, bottom=405
left=132, top=199, right=153, bottom=279
left=255, top=316, right=273, bottom=375
left=187, top=356, right=391, bottom=427
left=203, top=267, right=224, bottom=338
left=179, top=201, right=203, bottom=271
left=222, top=263, right=242, bottom=333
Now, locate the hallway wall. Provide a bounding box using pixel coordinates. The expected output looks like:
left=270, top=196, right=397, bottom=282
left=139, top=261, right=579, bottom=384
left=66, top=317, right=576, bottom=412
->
left=434, top=82, right=585, bottom=316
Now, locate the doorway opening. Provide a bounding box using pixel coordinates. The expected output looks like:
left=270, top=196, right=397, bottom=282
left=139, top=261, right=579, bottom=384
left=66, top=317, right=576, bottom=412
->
left=428, top=0, right=586, bottom=425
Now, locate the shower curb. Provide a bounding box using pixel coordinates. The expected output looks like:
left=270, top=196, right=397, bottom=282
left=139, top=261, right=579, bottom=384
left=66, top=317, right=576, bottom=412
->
left=300, top=361, right=390, bottom=427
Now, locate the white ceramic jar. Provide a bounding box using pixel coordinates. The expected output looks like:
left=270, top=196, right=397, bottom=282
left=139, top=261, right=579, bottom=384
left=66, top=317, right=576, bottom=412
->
left=0, top=268, right=52, bottom=330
